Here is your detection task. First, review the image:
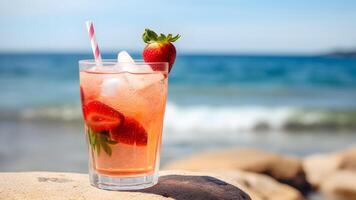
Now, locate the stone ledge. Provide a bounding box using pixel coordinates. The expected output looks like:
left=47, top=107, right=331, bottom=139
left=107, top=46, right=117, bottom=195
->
left=164, top=148, right=310, bottom=193
left=303, top=147, right=356, bottom=188
left=320, top=170, right=356, bottom=200
left=0, top=171, right=251, bottom=200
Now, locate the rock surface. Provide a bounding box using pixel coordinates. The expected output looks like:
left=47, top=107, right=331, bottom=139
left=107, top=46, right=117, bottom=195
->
left=164, top=148, right=310, bottom=193
left=160, top=170, right=304, bottom=200
left=213, top=170, right=304, bottom=200
left=303, top=147, right=356, bottom=188
left=0, top=171, right=251, bottom=200
left=320, top=170, right=356, bottom=200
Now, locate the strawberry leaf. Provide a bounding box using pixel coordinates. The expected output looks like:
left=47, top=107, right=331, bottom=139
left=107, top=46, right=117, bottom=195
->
left=106, top=140, right=118, bottom=145
left=170, top=34, right=180, bottom=42
left=87, top=128, right=117, bottom=156
left=96, top=139, right=101, bottom=155
left=101, top=142, right=112, bottom=156
left=143, top=28, right=158, bottom=43
left=157, top=34, right=165, bottom=42
left=142, top=28, right=180, bottom=43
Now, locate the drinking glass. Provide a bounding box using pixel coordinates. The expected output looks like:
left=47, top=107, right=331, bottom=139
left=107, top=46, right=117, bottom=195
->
left=79, top=60, right=168, bottom=190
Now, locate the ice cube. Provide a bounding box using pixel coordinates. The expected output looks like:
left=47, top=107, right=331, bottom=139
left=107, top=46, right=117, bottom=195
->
left=117, top=50, right=135, bottom=64
left=100, top=51, right=134, bottom=98
left=125, top=71, right=164, bottom=90
left=116, top=51, right=165, bottom=90
left=117, top=51, right=142, bottom=73
left=101, top=77, right=126, bottom=97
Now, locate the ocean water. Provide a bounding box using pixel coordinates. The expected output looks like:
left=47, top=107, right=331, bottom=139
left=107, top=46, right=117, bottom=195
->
left=1, top=53, right=356, bottom=173
left=1, top=53, right=356, bottom=129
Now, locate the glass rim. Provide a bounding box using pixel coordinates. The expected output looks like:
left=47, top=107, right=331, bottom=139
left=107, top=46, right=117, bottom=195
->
left=79, top=59, right=168, bottom=66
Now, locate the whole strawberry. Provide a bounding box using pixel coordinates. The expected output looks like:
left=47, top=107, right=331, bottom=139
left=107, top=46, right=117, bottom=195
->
left=142, top=28, right=180, bottom=72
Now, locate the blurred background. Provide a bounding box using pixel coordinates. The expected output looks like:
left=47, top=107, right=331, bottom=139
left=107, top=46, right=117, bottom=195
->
left=1, top=0, right=356, bottom=194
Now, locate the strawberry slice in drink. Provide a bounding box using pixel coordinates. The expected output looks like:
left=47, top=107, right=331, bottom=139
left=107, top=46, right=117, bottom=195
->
left=110, top=117, right=148, bottom=146
left=80, top=86, right=85, bottom=103
left=83, top=100, right=124, bottom=132
left=83, top=100, right=148, bottom=146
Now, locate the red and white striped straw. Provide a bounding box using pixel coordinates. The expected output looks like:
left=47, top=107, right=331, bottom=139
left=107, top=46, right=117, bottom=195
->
left=85, top=21, right=102, bottom=66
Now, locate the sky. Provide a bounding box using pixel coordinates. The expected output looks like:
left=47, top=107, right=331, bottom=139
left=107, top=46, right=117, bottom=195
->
left=0, top=0, right=356, bottom=54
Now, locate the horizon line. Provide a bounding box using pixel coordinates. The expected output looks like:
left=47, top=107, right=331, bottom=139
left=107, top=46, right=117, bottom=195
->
left=0, top=50, right=340, bottom=57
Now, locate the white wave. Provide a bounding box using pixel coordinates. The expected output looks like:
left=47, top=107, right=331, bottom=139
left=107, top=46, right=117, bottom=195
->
left=164, top=103, right=295, bottom=133
left=21, top=102, right=352, bottom=133
left=21, top=105, right=82, bottom=121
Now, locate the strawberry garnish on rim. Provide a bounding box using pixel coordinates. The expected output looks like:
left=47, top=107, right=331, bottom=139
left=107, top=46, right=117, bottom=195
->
left=142, top=28, right=180, bottom=73
left=83, top=100, right=124, bottom=132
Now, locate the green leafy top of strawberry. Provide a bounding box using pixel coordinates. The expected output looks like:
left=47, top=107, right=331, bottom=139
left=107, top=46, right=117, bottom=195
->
left=142, top=28, right=180, bottom=44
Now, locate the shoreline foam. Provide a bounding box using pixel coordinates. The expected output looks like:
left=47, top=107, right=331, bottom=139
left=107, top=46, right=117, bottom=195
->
left=3, top=102, right=356, bottom=132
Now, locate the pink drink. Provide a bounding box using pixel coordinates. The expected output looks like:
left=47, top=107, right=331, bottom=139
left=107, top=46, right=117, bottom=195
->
left=79, top=60, right=168, bottom=190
